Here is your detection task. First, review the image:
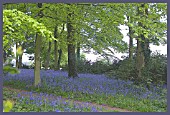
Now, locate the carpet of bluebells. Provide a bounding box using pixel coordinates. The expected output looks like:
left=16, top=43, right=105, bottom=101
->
left=3, top=69, right=167, bottom=112
left=3, top=87, right=111, bottom=112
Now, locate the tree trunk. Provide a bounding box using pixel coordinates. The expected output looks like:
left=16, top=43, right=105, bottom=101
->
left=144, top=39, right=150, bottom=65
left=136, top=38, right=145, bottom=80
left=18, top=42, right=23, bottom=69
left=3, top=50, right=7, bottom=64
left=16, top=42, right=19, bottom=68
left=54, top=25, right=59, bottom=70
left=67, top=12, right=78, bottom=78
left=58, top=49, right=62, bottom=69
left=34, top=33, right=41, bottom=87
left=18, top=54, right=23, bottom=68
left=136, top=4, right=145, bottom=82
left=127, top=16, right=133, bottom=60
left=34, top=3, right=43, bottom=87
left=144, top=6, right=151, bottom=65
left=45, top=41, right=51, bottom=70
left=77, top=42, right=81, bottom=62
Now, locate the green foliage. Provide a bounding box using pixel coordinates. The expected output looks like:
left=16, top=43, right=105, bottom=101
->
left=3, top=9, right=55, bottom=51
left=108, top=59, right=138, bottom=81
left=125, top=3, right=167, bottom=46
left=3, top=66, right=20, bottom=75
left=106, top=52, right=167, bottom=85
left=3, top=100, right=13, bottom=112
left=142, top=52, right=167, bottom=85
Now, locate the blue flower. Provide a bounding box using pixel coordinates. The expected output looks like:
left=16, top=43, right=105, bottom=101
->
left=91, top=106, right=98, bottom=112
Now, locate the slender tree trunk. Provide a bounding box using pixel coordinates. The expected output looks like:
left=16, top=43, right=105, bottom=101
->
left=77, top=42, right=81, bottom=62
left=34, top=33, right=41, bottom=86
left=34, top=3, right=43, bottom=87
left=54, top=25, right=59, bottom=70
left=45, top=41, right=51, bottom=70
left=67, top=12, right=78, bottom=78
left=18, top=42, right=23, bottom=69
left=144, top=6, right=151, bottom=65
left=16, top=43, right=19, bottom=68
left=127, top=16, right=133, bottom=60
left=3, top=50, right=7, bottom=64
left=144, top=39, right=150, bottom=65
left=136, top=4, right=145, bottom=82
left=18, top=54, right=23, bottom=68
left=136, top=38, right=145, bottom=80
left=58, top=49, right=62, bottom=69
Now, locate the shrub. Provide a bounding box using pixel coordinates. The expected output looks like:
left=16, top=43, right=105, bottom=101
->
left=106, top=52, right=167, bottom=85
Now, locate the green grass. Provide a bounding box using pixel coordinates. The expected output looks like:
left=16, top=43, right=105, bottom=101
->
left=3, top=80, right=167, bottom=112
left=3, top=87, right=119, bottom=112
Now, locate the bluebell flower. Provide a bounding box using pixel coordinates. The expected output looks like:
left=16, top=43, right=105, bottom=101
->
left=91, top=106, right=98, bottom=112
left=55, top=109, right=61, bottom=112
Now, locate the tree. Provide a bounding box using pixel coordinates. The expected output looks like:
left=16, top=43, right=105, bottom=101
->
left=54, top=25, right=59, bottom=70
left=125, top=3, right=167, bottom=82
left=3, top=8, right=55, bottom=86
left=67, top=10, right=78, bottom=78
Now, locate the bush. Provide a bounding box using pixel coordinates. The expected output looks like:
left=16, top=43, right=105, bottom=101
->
left=142, top=53, right=167, bottom=85
left=76, top=59, right=113, bottom=74
left=106, top=52, right=167, bottom=85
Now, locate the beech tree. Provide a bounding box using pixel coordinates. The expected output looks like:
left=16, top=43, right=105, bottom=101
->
left=3, top=8, right=55, bottom=86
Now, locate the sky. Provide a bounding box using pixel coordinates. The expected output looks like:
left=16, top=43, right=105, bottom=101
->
left=12, top=24, right=167, bottom=65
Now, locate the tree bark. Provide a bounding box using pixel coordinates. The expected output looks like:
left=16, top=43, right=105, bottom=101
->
left=58, top=49, right=62, bottom=69
left=3, top=50, right=7, bottom=64
left=136, top=38, right=145, bottom=79
left=18, top=54, right=23, bottom=68
left=144, top=6, right=151, bottom=65
left=127, top=16, right=133, bottom=60
left=18, top=42, right=23, bottom=69
left=54, top=25, right=59, bottom=70
left=45, top=41, right=51, bottom=70
left=136, top=4, right=145, bottom=81
left=67, top=12, right=78, bottom=78
left=77, top=42, right=81, bottom=62
left=34, top=33, right=41, bottom=87
left=16, top=42, right=19, bottom=68
left=34, top=3, right=43, bottom=87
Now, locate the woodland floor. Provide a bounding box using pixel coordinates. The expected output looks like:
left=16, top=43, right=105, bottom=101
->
left=3, top=86, right=136, bottom=112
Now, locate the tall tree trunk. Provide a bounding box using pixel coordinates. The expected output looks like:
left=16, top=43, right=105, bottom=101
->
left=45, top=41, right=51, bottom=70
left=16, top=42, right=19, bottom=68
left=34, top=33, right=41, bottom=87
left=58, top=49, right=62, bottom=69
left=54, top=25, right=59, bottom=70
left=136, top=38, right=145, bottom=80
left=144, top=6, right=151, bottom=65
left=144, top=39, right=150, bottom=65
left=136, top=4, right=145, bottom=82
left=77, top=42, right=81, bottom=62
left=127, top=16, right=133, bottom=60
left=34, top=3, right=43, bottom=87
left=18, top=42, right=23, bottom=69
left=67, top=12, right=78, bottom=78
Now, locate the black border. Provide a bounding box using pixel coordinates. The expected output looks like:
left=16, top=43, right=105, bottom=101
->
left=0, top=0, right=169, bottom=115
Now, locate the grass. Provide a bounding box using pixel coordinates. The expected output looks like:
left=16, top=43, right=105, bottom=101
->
left=3, top=87, right=120, bottom=112
left=3, top=80, right=166, bottom=112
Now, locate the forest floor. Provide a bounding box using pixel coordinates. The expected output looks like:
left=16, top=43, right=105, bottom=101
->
left=4, top=86, right=135, bottom=112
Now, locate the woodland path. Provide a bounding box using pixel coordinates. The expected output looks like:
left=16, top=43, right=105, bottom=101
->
left=4, top=86, right=136, bottom=112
